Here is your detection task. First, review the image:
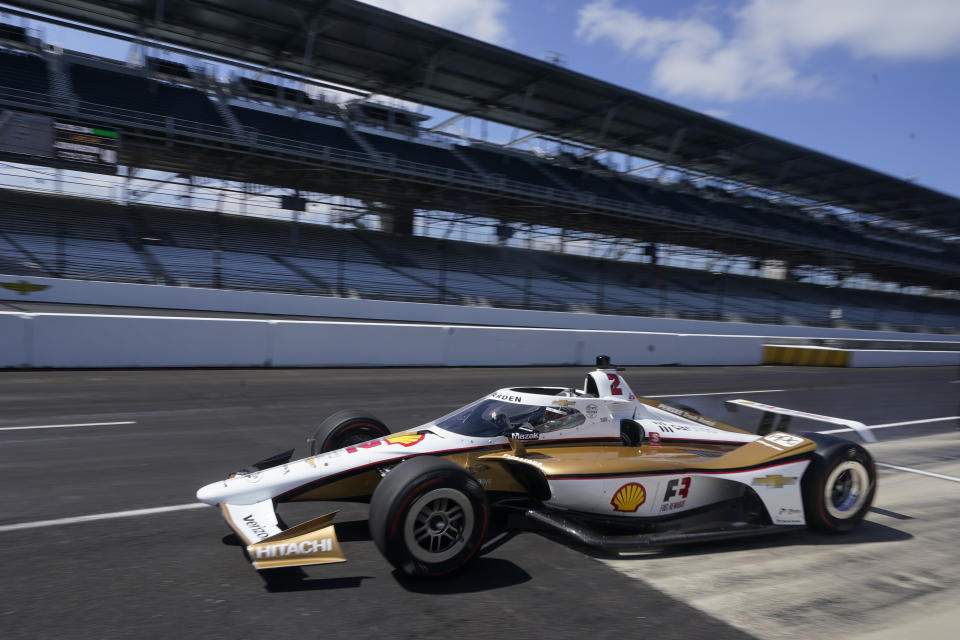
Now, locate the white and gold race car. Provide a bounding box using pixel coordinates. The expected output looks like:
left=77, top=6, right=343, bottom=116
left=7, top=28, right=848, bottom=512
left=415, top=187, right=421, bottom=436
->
left=197, top=356, right=877, bottom=578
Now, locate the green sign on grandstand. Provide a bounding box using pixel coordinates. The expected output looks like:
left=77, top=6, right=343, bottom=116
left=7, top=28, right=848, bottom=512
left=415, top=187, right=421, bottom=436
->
left=54, top=122, right=118, bottom=139
left=52, top=121, right=119, bottom=169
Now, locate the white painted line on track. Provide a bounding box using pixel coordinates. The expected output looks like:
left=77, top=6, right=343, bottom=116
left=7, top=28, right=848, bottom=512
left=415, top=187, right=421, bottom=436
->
left=0, top=421, right=136, bottom=432
left=817, top=416, right=958, bottom=435
left=0, top=503, right=208, bottom=533
left=646, top=389, right=785, bottom=398
left=875, top=462, right=960, bottom=484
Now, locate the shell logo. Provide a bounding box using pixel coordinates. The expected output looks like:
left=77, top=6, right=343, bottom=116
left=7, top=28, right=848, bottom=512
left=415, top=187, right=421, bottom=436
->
left=611, top=482, right=646, bottom=512
left=384, top=433, right=426, bottom=447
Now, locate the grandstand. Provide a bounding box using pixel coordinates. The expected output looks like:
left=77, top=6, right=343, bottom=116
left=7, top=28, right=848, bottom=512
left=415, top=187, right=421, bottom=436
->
left=0, top=0, right=957, bottom=334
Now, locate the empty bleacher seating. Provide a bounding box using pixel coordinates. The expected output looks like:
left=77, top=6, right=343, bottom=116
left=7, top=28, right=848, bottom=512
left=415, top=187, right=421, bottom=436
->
left=0, top=50, right=954, bottom=327
left=460, top=146, right=562, bottom=190
left=69, top=63, right=224, bottom=127
left=231, top=106, right=361, bottom=152
left=0, top=187, right=957, bottom=330
left=0, top=186, right=960, bottom=330
left=145, top=57, right=193, bottom=81
left=358, top=131, right=474, bottom=174
left=234, top=77, right=311, bottom=106
left=0, top=49, right=49, bottom=99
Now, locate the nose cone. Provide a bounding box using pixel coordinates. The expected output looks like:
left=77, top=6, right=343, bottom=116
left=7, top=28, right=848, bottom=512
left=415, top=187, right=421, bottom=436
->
left=196, top=481, right=227, bottom=505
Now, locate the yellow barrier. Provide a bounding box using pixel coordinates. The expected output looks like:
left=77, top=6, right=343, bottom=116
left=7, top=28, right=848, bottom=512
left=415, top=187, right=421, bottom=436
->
left=763, top=345, right=850, bottom=367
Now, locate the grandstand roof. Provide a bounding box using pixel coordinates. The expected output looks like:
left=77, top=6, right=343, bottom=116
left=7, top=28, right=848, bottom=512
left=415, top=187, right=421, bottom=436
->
left=7, top=0, right=960, bottom=233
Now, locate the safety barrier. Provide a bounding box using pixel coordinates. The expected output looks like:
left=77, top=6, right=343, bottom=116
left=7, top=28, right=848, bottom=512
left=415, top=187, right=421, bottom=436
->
left=0, top=312, right=766, bottom=368
left=763, top=344, right=960, bottom=368
left=3, top=311, right=956, bottom=369
left=2, top=274, right=958, bottom=341
left=763, top=345, right=850, bottom=367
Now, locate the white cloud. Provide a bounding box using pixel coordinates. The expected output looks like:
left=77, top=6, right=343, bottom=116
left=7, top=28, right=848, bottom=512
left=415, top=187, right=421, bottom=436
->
left=576, top=0, right=960, bottom=101
left=702, top=109, right=731, bottom=120
left=742, top=0, right=960, bottom=60
left=359, top=0, right=510, bottom=45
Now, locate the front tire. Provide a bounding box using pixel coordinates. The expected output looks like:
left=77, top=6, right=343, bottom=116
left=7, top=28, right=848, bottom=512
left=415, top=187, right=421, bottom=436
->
left=309, top=410, right=390, bottom=455
left=369, top=456, right=489, bottom=577
left=801, top=434, right=876, bottom=533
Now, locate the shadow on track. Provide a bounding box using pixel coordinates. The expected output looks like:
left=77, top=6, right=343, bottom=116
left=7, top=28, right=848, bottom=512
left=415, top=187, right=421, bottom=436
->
left=577, top=519, right=912, bottom=561
left=392, top=557, right=531, bottom=594
left=869, top=506, right=913, bottom=520
left=221, top=533, right=242, bottom=546
left=334, top=518, right=372, bottom=542
left=257, top=566, right=372, bottom=592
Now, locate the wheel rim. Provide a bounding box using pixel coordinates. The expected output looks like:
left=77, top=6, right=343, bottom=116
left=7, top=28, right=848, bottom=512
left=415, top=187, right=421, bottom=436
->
left=403, top=488, right=474, bottom=564
left=824, top=460, right=870, bottom=519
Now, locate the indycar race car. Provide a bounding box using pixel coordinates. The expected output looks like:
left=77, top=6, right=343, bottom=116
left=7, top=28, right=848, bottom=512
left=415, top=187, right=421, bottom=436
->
left=196, top=356, right=877, bottom=578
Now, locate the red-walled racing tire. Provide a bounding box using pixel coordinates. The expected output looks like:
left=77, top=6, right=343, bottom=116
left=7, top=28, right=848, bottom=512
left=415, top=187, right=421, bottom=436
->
left=309, top=410, right=390, bottom=455
left=369, top=456, right=489, bottom=578
left=801, top=434, right=876, bottom=533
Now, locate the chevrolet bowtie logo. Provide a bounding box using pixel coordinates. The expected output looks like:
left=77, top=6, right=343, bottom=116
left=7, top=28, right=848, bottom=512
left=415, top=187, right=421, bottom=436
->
left=1, top=280, right=49, bottom=296
left=752, top=474, right=796, bottom=488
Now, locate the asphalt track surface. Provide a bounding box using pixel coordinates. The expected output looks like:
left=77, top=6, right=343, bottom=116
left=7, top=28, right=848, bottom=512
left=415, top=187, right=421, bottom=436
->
left=1, top=365, right=957, bottom=640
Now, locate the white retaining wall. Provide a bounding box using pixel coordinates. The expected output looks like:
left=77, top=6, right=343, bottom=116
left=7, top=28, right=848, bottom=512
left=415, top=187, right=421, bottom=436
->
left=849, top=349, right=960, bottom=368
left=2, top=312, right=955, bottom=369
left=0, top=312, right=767, bottom=368
left=1, top=274, right=957, bottom=342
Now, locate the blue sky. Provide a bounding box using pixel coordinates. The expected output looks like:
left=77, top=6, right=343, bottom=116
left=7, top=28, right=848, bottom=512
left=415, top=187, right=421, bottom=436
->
left=15, top=0, right=960, bottom=200
left=361, top=0, right=960, bottom=199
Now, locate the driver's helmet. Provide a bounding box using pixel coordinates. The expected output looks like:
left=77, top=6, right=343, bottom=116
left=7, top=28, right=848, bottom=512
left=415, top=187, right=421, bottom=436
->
left=511, top=405, right=547, bottom=429
left=488, top=404, right=571, bottom=434
left=487, top=405, right=545, bottom=432
left=489, top=410, right=512, bottom=433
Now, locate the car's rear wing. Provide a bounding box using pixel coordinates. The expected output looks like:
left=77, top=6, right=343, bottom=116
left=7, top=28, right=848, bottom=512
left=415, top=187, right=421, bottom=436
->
left=724, top=399, right=876, bottom=442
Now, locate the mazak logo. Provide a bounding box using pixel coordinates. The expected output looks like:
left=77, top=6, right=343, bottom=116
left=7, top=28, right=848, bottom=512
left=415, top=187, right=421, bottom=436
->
left=506, top=431, right=540, bottom=440
left=243, top=515, right=270, bottom=539
left=253, top=538, right=333, bottom=559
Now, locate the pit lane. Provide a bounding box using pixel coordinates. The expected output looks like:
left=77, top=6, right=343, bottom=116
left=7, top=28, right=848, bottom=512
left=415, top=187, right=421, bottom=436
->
left=0, top=365, right=957, bottom=639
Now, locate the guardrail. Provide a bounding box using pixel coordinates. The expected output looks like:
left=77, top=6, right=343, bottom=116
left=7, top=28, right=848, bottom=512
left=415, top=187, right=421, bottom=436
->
left=2, top=273, right=957, bottom=340
left=2, top=309, right=956, bottom=369
left=0, top=311, right=767, bottom=368
left=763, top=344, right=960, bottom=367
left=766, top=337, right=960, bottom=351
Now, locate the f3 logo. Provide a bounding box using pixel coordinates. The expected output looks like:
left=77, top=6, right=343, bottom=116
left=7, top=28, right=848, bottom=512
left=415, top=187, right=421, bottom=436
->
left=663, top=477, right=691, bottom=501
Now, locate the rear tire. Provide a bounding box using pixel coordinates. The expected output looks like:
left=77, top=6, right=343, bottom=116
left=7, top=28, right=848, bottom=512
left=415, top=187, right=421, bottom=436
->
left=369, top=456, right=489, bottom=577
left=309, top=410, right=390, bottom=455
left=801, top=434, right=876, bottom=533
